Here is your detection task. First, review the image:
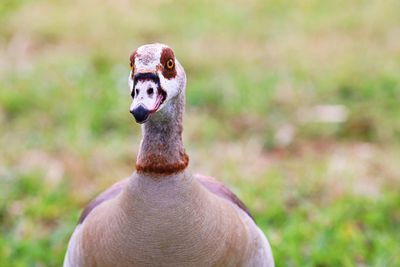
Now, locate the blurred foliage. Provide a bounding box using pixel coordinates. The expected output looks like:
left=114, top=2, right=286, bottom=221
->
left=0, top=0, right=400, bottom=266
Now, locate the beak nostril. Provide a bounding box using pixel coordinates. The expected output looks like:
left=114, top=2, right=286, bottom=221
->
left=131, top=105, right=150, bottom=123
left=147, top=87, right=154, bottom=96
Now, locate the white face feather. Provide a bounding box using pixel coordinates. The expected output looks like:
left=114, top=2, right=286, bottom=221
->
left=128, top=70, right=134, bottom=92
left=129, top=80, right=160, bottom=112
left=128, top=43, right=186, bottom=118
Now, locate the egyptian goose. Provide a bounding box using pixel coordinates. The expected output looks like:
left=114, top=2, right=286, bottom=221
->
left=64, top=43, right=274, bottom=267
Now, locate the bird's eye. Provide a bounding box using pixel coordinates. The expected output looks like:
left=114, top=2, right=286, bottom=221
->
left=165, top=59, right=175, bottom=70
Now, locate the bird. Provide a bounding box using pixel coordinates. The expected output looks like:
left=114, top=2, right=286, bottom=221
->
left=63, top=43, right=274, bottom=267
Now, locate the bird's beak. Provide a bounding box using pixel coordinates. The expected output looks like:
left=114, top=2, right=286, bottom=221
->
left=129, top=72, right=166, bottom=124
left=130, top=94, right=164, bottom=123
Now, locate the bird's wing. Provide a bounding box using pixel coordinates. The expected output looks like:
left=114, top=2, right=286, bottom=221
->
left=78, top=178, right=129, bottom=224
left=195, top=174, right=254, bottom=221
left=195, top=174, right=275, bottom=266
left=64, top=179, right=129, bottom=267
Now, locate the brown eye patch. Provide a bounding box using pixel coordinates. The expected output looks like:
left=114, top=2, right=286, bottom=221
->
left=160, top=47, right=177, bottom=79
left=129, top=49, right=138, bottom=74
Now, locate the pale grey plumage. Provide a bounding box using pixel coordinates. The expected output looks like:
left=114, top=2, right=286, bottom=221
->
left=64, top=43, right=274, bottom=267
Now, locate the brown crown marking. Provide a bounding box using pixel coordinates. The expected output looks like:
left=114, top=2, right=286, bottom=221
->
left=160, top=47, right=177, bottom=80
left=136, top=152, right=189, bottom=175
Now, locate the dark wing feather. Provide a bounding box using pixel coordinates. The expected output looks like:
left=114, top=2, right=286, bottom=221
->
left=78, top=178, right=129, bottom=224
left=196, top=174, right=254, bottom=221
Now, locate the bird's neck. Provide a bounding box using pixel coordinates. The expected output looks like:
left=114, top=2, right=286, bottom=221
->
left=135, top=94, right=189, bottom=175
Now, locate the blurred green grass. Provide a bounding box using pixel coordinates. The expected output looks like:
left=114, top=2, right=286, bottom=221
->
left=1, top=0, right=400, bottom=266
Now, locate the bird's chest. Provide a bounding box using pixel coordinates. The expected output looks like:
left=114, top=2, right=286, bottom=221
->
left=80, top=190, right=249, bottom=267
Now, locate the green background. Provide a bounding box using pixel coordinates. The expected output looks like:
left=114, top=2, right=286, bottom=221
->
left=0, top=0, right=399, bottom=266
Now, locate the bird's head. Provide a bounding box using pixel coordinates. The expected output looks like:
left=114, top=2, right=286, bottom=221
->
left=128, top=43, right=186, bottom=124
